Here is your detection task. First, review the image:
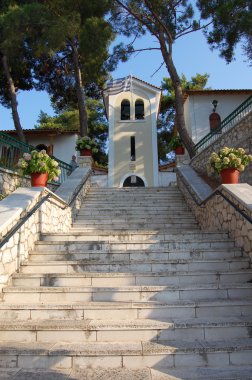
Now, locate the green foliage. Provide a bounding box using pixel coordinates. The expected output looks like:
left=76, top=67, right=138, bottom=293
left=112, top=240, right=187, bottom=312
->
left=35, top=98, right=109, bottom=166
left=208, top=147, right=252, bottom=174
left=168, top=136, right=184, bottom=151
left=30, top=0, right=114, bottom=109
left=76, top=136, right=99, bottom=153
left=0, top=1, right=35, bottom=108
left=17, top=150, right=61, bottom=182
left=197, top=0, right=252, bottom=64
left=35, top=110, right=80, bottom=131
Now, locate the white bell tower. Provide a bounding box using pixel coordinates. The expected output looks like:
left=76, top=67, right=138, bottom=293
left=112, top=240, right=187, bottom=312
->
left=103, top=76, right=161, bottom=187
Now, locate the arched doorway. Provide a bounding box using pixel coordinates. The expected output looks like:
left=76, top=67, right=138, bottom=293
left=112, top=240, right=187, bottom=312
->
left=36, top=144, right=48, bottom=152
left=209, top=112, right=221, bottom=132
left=123, top=175, right=145, bottom=187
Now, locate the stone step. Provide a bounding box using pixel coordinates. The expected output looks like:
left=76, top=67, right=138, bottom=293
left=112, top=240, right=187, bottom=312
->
left=79, top=205, right=190, bottom=211
left=11, top=270, right=252, bottom=288
left=74, top=217, right=197, bottom=224
left=34, top=240, right=236, bottom=252
left=73, top=222, right=198, bottom=228
left=3, top=283, right=252, bottom=303
left=1, top=299, right=252, bottom=321
left=81, top=202, right=187, bottom=208
left=34, top=240, right=238, bottom=251
left=75, top=215, right=195, bottom=222
left=39, top=231, right=233, bottom=242
left=0, top=368, right=153, bottom=380
left=3, top=367, right=251, bottom=380
left=17, top=257, right=250, bottom=274
left=0, top=339, right=251, bottom=370
left=0, top=317, right=252, bottom=343
left=84, top=196, right=184, bottom=201
left=27, top=248, right=245, bottom=263
left=78, top=206, right=190, bottom=214
left=150, top=366, right=252, bottom=379
left=88, top=187, right=179, bottom=192
left=24, top=252, right=249, bottom=268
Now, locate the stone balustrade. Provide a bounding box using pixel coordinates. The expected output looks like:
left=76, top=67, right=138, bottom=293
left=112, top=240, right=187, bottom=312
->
left=177, top=165, right=252, bottom=259
left=0, top=166, right=92, bottom=291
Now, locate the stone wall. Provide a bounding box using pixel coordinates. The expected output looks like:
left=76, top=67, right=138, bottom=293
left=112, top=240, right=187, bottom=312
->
left=0, top=168, right=30, bottom=197
left=190, top=111, right=252, bottom=185
left=0, top=166, right=92, bottom=292
left=0, top=167, right=59, bottom=198
left=177, top=166, right=252, bottom=259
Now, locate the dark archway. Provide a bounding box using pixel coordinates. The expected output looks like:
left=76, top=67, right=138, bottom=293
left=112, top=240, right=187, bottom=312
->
left=36, top=144, right=48, bottom=152
left=123, top=175, right=145, bottom=187
left=135, top=99, right=144, bottom=119
left=121, top=99, right=130, bottom=120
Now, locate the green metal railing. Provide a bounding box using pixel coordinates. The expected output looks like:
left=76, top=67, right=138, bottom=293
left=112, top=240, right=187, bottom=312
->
left=194, top=95, right=252, bottom=154
left=0, top=131, right=72, bottom=185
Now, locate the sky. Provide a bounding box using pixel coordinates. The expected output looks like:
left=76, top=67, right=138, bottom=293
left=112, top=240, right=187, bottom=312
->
left=0, top=29, right=251, bottom=131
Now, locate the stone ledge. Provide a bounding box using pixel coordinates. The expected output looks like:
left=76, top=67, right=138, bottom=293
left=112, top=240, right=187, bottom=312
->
left=0, top=187, right=43, bottom=239
left=55, top=167, right=91, bottom=204
left=176, top=165, right=212, bottom=201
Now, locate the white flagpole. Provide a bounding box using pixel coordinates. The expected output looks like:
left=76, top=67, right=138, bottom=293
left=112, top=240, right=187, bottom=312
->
left=130, top=75, right=133, bottom=116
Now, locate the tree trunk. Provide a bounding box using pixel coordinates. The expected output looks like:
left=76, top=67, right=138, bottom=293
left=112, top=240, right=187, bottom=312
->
left=71, top=44, right=88, bottom=137
left=160, top=44, right=196, bottom=158
left=2, top=55, right=26, bottom=143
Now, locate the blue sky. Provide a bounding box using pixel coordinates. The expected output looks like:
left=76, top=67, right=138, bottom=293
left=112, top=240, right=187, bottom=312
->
left=1, top=30, right=251, bottom=131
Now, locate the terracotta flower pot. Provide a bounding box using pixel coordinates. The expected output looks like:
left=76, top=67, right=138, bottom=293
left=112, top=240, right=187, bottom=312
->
left=80, top=149, right=92, bottom=157
left=175, top=146, right=185, bottom=155
left=220, top=169, right=240, bottom=184
left=31, top=172, right=49, bottom=187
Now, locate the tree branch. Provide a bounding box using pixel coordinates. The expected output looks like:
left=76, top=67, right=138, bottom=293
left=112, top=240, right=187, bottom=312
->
left=176, top=21, right=213, bottom=39
left=143, top=0, right=174, bottom=45
left=114, top=0, right=158, bottom=38
left=151, top=61, right=164, bottom=78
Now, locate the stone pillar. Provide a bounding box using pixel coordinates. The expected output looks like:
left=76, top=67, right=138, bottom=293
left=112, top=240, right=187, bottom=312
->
left=78, top=156, right=94, bottom=169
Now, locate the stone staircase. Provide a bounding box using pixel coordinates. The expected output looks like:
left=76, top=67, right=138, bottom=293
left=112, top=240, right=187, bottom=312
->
left=0, top=186, right=252, bottom=379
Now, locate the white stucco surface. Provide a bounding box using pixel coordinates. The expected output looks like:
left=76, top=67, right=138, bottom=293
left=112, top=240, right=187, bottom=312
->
left=104, top=77, right=161, bottom=188
left=184, top=93, right=251, bottom=143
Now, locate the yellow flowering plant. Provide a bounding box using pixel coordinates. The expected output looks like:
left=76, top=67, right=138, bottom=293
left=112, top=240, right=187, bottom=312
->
left=208, top=147, right=252, bottom=174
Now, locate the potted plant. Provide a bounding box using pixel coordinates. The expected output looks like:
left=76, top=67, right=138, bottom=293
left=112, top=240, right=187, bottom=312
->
left=17, top=150, right=61, bottom=187
left=208, top=147, right=252, bottom=184
left=76, top=136, right=99, bottom=156
left=168, top=135, right=185, bottom=155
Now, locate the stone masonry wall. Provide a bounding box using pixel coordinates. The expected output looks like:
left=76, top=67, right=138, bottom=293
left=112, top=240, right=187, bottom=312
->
left=190, top=111, right=252, bottom=185
left=0, top=168, right=30, bottom=197
left=177, top=167, right=252, bottom=259
left=0, top=166, right=92, bottom=292
left=0, top=167, right=59, bottom=198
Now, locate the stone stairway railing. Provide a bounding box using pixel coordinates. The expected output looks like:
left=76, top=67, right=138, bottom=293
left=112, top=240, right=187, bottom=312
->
left=177, top=165, right=252, bottom=258
left=0, top=165, right=92, bottom=292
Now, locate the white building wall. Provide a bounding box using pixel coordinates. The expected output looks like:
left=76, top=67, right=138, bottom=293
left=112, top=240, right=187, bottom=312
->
left=26, top=134, right=77, bottom=164
left=107, top=80, right=161, bottom=188
left=184, top=94, right=251, bottom=144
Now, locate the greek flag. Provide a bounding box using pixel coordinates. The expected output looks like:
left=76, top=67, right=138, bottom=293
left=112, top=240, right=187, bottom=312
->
left=106, top=75, right=132, bottom=95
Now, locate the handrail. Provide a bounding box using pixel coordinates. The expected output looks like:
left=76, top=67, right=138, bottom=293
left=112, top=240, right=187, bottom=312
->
left=194, top=95, right=252, bottom=153
left=178, top=172, right=252, bottom=225
left=0, top=169, right=92, bottom=248
left=0, top=131, right=72, bottom=185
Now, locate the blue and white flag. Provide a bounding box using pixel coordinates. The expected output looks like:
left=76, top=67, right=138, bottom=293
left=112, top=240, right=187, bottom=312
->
left=106, top=75, right=132, bottom=95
